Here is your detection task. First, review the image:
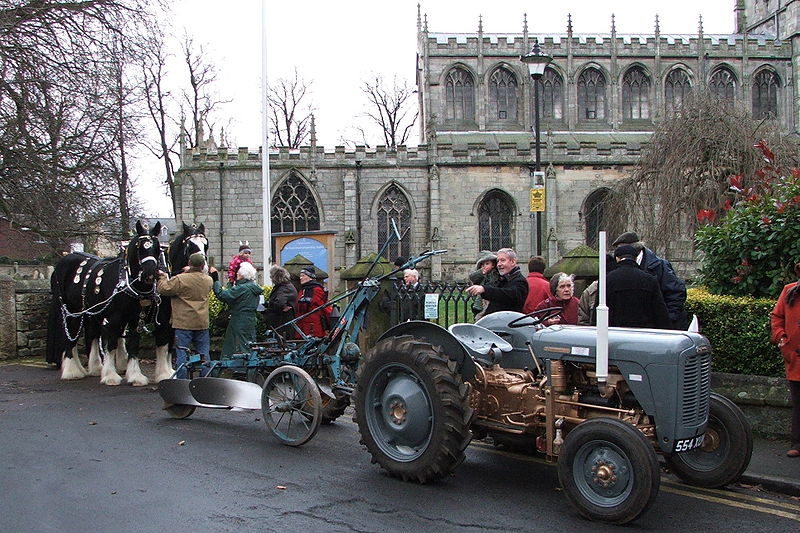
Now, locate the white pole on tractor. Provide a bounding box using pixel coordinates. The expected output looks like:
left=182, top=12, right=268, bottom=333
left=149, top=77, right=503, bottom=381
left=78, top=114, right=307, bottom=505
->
left=596, top=231, right=609, bottom=383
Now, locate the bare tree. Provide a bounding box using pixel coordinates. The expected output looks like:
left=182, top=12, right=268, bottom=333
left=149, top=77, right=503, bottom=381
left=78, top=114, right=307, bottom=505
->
left=141, top=25, right=179, bottom=211
left=360, top=74, right=418, bottom=150
left=181, top=34, right=229, bottom=148
left=267, top=69, right=313, bottom=148
left=0, top=0, right=156, bottom=250
left=603, top=92, right=798, bottom=255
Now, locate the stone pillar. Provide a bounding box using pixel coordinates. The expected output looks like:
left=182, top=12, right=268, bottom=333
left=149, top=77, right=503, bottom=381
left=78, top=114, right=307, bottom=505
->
left=0, top=275, right=16, bottom=359
left=545, top=165, right=559, bottom=264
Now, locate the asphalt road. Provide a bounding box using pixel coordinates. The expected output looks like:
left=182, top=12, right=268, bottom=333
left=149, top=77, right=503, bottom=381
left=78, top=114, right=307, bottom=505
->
left=1, top=361, right=799, bottom=533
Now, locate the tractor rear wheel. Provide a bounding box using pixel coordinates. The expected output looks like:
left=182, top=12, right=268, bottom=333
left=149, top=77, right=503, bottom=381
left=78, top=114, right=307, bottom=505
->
left=667, top=392, right=753, bottom=488
left=558, top=418, right=660, bottom=525
left=353, top=336, right=472, bottom=483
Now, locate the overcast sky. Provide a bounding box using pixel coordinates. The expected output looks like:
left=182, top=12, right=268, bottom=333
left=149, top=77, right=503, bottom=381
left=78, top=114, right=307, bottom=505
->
left=137, top=0, right=736, bottom=217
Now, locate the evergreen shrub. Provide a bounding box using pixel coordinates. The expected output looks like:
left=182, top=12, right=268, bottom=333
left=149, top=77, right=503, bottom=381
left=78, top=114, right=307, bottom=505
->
left=687, top=287, right=783, bottom=377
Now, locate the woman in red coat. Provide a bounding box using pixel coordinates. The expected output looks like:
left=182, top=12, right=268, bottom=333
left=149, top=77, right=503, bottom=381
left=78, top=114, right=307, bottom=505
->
left=770, top=262, right=800, bottom=458
left=296, top=267, right=331, bottom=338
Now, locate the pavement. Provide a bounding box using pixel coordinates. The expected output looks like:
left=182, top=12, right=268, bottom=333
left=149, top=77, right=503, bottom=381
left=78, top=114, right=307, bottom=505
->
left=740, top=435, right=800, bottom=497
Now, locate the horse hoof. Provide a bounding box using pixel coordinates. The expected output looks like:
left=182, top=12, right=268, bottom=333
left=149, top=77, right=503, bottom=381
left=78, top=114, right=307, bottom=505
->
left=128, top=376, right=149, bottom=387
left=101, top=376, right=122, bottom=386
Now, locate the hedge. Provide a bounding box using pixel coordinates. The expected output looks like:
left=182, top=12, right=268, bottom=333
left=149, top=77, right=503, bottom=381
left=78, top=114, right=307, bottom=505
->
left=686, top=287, right=783, bottom=377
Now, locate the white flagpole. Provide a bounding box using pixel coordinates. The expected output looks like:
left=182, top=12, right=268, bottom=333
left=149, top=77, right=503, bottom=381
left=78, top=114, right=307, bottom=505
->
left=261, top=0, right=273, bottom=285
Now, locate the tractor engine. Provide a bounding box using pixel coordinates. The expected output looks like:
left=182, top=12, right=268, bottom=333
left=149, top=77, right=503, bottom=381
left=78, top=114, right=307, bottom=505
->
left=469, top=360, right=653, bottom=456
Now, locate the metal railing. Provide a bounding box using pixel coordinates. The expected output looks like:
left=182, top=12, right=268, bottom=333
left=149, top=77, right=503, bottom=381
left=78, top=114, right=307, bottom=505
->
left=386, top=281, right=477, bottom=329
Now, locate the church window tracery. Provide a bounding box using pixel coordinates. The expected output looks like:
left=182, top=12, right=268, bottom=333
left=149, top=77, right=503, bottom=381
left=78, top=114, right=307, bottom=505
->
left=478, top=189, right=514, bottom=251
left=583, top=188, right=610, bottom=250
left=709, top=67, right=736, bottom=102
left=622, top=67, right=650, bottom=120
left=539, top=68, right=563, bottom=121
left=488, top=66, right=518, bottom=121
left=577, top=68, right=606, bottom=121
left=444, top=67, right=475, bottom=121
left=752, top=70, right=779, bottom=119
left=377, top=185, right=411, bottom=261
left=665, top=69, right=692, bottom=112
left=271, top=173, right=320, bottom=233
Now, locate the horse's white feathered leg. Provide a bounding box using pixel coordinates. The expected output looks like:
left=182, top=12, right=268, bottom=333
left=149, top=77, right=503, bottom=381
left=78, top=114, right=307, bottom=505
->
left=100, top=344, right=122, bottom=386
left=60, top=347, right=87, bottom=380
left=87, top=339, right=102, bottom=376
left=153, top=344, right=174, bottom=382
left=115, top=337, right=128, bottom=373
left=125, top=358, right=148, bottom=386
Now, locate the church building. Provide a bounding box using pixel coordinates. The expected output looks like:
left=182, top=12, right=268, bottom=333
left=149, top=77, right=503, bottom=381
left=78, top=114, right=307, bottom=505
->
left=173, top=1, right=798, bottom=288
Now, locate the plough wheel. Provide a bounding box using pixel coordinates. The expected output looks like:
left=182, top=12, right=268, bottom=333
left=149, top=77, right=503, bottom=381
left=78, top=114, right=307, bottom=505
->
left=261, top=366, right=322, bottom=447
left=164, top=404, right=196, bottom=419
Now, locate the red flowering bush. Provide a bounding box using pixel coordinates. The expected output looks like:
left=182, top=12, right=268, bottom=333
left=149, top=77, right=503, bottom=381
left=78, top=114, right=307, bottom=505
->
left=695, top=141, right=800, bottom=298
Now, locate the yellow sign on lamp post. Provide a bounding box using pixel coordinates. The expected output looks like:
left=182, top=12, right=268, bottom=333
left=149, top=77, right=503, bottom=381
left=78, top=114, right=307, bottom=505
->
left=530, top=186, right=546, bottom=212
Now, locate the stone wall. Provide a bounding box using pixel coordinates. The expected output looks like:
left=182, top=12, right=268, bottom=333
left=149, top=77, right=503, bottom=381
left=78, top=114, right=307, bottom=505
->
left=0, top=275, right=50, bottom=360
left=712, top=372, right=792, bottom=439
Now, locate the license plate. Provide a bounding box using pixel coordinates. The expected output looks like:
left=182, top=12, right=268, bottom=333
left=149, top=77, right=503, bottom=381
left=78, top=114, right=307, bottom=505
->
left=673, top=434, right=705, bottom=453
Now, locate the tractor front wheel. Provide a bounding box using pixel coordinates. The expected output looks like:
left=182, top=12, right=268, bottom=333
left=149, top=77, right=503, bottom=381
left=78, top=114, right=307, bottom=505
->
left=558, top=418, right=660, bottom=525
left=353, top=336, right=472, bottom=483
left=667, top=392, right=753, bottom=488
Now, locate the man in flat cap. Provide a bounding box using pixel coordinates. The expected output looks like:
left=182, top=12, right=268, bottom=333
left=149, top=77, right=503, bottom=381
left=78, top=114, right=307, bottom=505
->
left=611, top=231, right=687, bottom=329
left=606, top=244, right=671, bottom=329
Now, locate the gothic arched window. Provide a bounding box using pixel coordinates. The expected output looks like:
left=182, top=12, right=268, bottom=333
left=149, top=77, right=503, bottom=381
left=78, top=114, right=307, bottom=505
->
left=709, top=67, right=736, bottom=102
left=478, top=189, right=514, bottom=251
left=577, top=68, right=606, bottom=121
left=752, top=70, right=779, bottom=119
left=665, top=69, right=692, bottom=112
left=583, top=188, right=610, bottom=250
left=488, top=66, right=518, bottom=121
left=271, top=173, right=320, bottom=233
left=444, top=67, right=475, bottom=122
left=539, top=68, right=563, bottom=121
left=622, top=67, right=650, bottom=120
left=377, top=185, right=411, bottom=261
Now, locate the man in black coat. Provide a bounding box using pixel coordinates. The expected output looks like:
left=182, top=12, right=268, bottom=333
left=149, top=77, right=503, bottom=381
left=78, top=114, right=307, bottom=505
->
left=606, top=245, right=671, bottom=329
left=466, top=247, right=528, bottom=315
left=612, top=231, right=687, bottom=329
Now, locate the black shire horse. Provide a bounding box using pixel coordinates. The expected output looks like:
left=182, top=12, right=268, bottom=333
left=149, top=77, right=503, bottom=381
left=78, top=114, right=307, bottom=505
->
left=147, top=222, right=209, bottom=382
left=46, top=220, right=163, bottom=385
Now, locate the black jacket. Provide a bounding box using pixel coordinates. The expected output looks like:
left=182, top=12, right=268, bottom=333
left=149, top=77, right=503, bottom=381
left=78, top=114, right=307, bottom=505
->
left=483, top=266, right=529, bottom=315
left=640, top=248, right=687, bottom=329
left=606, top=259, right=671, bottom=329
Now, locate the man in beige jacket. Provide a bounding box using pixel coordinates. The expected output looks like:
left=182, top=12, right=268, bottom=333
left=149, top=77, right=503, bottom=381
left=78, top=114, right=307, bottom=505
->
left=157, top=252, right=214, bottom=378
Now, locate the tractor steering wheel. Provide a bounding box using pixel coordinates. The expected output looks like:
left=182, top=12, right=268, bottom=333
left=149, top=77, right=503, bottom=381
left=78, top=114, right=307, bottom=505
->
left=507, top=306, right=564, bottom=328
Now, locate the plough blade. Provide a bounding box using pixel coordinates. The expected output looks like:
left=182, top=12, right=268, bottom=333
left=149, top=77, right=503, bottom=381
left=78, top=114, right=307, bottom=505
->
left=158, top=378, right=229, bottom=409
left=189, top=377, right=263, bottom=410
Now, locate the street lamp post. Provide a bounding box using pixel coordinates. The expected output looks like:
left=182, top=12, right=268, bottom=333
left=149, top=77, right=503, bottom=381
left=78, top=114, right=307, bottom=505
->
left=521, top=39, right=552, bottom=256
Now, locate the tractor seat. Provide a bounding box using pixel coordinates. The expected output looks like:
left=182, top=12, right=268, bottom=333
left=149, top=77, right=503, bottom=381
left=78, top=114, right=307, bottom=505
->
left=448, top=323, right=512, bottom=365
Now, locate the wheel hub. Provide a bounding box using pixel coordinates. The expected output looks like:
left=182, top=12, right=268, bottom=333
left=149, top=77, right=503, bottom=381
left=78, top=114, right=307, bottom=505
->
left=389, top=399, right=407, bottom=424
left=592, top=460, right=618, bottom=488
left=701, top=428, right=720, bottom=452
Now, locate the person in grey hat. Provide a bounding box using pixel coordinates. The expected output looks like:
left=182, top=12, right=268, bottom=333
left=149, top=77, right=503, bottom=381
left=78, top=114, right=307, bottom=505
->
left=611, top=231, right=687, bottom=329
left=468, top=250, right=499, bottom=319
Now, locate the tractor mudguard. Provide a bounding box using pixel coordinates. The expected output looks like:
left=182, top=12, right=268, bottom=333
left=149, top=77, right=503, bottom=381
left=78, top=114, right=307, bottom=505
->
left=376, top=321, right=476, bottom=381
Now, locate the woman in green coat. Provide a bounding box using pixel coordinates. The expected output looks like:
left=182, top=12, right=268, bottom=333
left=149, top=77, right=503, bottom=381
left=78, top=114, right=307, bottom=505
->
left=212, top=261, right=263, bottom=356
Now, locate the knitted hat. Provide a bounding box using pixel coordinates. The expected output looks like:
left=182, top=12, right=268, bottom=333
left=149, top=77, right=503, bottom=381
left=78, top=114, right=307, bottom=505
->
left=614, top=244, right=638, bottom=259
left=189, top=252, right=206, bottom=268
left=475, top=250, right=498, bottom=269
left=300, top=266, right=317, bottom=279
left=612, top=231, right=640, bottom=246
left=238, top=241, right=252, bottom=253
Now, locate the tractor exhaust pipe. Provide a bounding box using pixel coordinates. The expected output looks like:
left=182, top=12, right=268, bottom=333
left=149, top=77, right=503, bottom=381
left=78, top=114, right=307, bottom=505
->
left=596, top=231, right=609, bottom=383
